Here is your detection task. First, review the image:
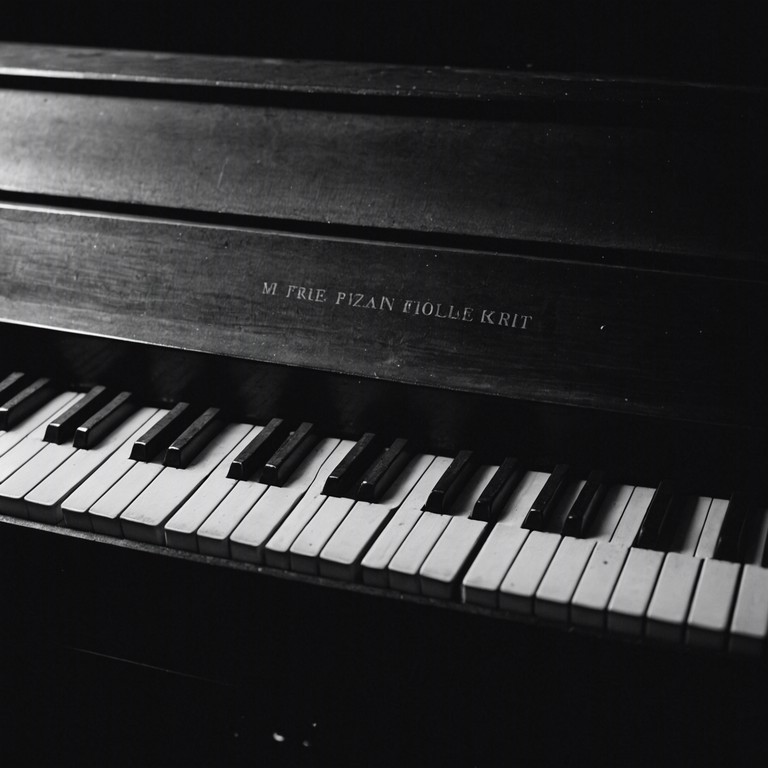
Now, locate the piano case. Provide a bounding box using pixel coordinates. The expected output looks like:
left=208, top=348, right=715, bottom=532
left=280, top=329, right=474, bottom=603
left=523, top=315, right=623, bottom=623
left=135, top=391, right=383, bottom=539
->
left=1, top=5, right=767, bottom=766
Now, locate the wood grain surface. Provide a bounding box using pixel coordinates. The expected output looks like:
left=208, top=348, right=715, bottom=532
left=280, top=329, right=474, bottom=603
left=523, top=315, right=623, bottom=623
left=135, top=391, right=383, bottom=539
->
left=1, top=56, right=766, bottom=261
left=1, top=204, right=765, bottom=428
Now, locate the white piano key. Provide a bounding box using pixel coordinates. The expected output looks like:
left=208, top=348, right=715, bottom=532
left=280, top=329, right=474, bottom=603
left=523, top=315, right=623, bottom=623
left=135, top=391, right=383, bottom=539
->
left=570, top=541, right=629, bottom=629
left=318, top=454, right=434, bottom=581
left=498, top=530, right=560, bottom=614
left=61, top=408, right=168, bottom=531
left=120, top=423, right=251, bottom=544
left=163, top=425, right=261, bottom=551
left=259, top=440, right=354, bottom=569
left=229, top=437, right=341, bottom=564
left=495, top=470, right=549, bottom=526
left=606, top=547, right=664, bottom=635
left=686, top=558, right=741, bottom=650
left=459, top=471, right=558, bottom=607
left=0, top=391, right=79, bottom=459
left=675, top=497, right=712, bottom=555
left=534, top=537, right=595, bottom=623
left=165, top=475, right=237, bottom=551
left=196, top=478, right=271, bottom=557
left=420, top=517, right=487, bottom=599
left=609, top=485, right=655, bottom=546
left=290, top=496, right=356, bottom=574
left=360, top=456, right=453, bottom=587
left=730, top=564, right=768, bottom=655
left=90, top=461, right=165, bottom=536
left=461, top=524, right=530, bottom=608
left=417, top=465, right=497, bottom=598
left=24, top=406, right=159, bottom=525
left=387, top=511, right=451, bottom=594
left=318, top=501, right=390, bottom=581
left=694, top=497, right=728, bottom=558
left=589, top=484, right=634, bottom=542
left=0, top=392, right=80, bottom=484
left=645, top=552, right=702, bottom=643
left=0, top=442, right=75, bottom=517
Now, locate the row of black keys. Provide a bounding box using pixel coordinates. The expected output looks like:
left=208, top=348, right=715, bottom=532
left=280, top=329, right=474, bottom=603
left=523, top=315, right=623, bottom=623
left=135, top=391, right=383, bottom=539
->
left=0, top=373, right=759, bottom=565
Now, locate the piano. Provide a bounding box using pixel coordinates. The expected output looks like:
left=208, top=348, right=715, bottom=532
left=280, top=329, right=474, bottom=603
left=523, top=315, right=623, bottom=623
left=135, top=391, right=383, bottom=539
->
left=1, top=6, right=768, bottom=766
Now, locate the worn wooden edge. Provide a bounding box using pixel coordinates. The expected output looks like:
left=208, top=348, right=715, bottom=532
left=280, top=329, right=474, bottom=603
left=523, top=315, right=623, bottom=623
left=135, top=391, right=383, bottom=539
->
left=0, top=511, right=758, bottom=666
left=0, top=42, right=766, bottom=116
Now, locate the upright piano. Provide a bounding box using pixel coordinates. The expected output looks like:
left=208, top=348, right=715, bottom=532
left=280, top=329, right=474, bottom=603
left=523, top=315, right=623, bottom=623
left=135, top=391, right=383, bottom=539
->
left=1, top=7, right=767, bottom=766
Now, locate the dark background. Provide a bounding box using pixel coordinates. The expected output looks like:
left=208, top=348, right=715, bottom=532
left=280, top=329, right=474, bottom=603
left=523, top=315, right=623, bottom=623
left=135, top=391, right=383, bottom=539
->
left=3, top=0, right=766, bottom=85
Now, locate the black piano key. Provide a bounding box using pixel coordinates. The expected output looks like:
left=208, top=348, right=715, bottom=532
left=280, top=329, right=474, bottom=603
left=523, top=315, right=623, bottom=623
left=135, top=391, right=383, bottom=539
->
left=424, top=450, right=478, bottom=514
left=129, top=401, right=197, bottom=461
left=322, top=432, right=383, bottom=497
left=227, top=417, right=289, bottom=480
left=74, top=391, right=135, bottom=449
left=715, top=492, right=752, bottom=563
left=261, top=422, right=319, bottom=486
left=44, top=385, right=112, bottom=444
left=357, top=437, right=411, bottom=503
left=633, top=480, right=678, bottom=550
left=164, top=407, right=223, bottom=468
left=561, top=470, right=607, bottom=538
left=522, top=463, right=570, bottom=530
left=0, top=377, right=55, bottom=430
left=0, top=372, right=28, bottom=404
left=471, top=456, right=522, bottom=523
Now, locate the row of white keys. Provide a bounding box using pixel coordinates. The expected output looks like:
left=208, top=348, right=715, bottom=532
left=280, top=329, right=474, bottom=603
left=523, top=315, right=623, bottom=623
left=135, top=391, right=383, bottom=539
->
left=22, top=407, right=161, bottom=524
left=0, top=392, right=81, bottom=493
left=17, top=408, right=155, bottom=524
left=532, top=477, right=627, bottom=622
left=119, top=422, right=254, bottom=544
left=498, top=479, right=585, bottom=614
left=162, top=424, right=262, bottom=552
left=317, top=453, right=435, bottom=581
left=0, top=392, right=87, bottom=516
left=195, top=436, right=339, bottom=558
left=417, top=465, right=498, bottom=598
left=644, top=496, right=711, bottom=642
left=386, top=461, right=495, bottom=595
left=292, top=453, right=431, bottom=576
left=684, top=498, right=739, bottom=649
left=569, top=485, right=649, bottom=629
left=607, top=491, right=716, bottom=637
left=67, top=409, right=170, bottom=534
left=461, top=471, right=549, bottom=607
left=360, top=456, right=453, bottom=587
left=258, top=440, right=355, bottom=569
left=728, top=507, right=768, bottom=654
left=228, top=437, right=343, bottom=564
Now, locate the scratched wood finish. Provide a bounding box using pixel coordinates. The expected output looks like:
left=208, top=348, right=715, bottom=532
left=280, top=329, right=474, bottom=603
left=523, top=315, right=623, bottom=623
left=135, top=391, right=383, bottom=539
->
left=0, top=72, right=766, bottom=261
left=1, top=204, right=766, bottom=429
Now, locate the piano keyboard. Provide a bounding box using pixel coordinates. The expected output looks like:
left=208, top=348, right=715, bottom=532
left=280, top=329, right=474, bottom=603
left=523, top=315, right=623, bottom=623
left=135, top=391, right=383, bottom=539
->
left=1, top=375, right=767, bottom=657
